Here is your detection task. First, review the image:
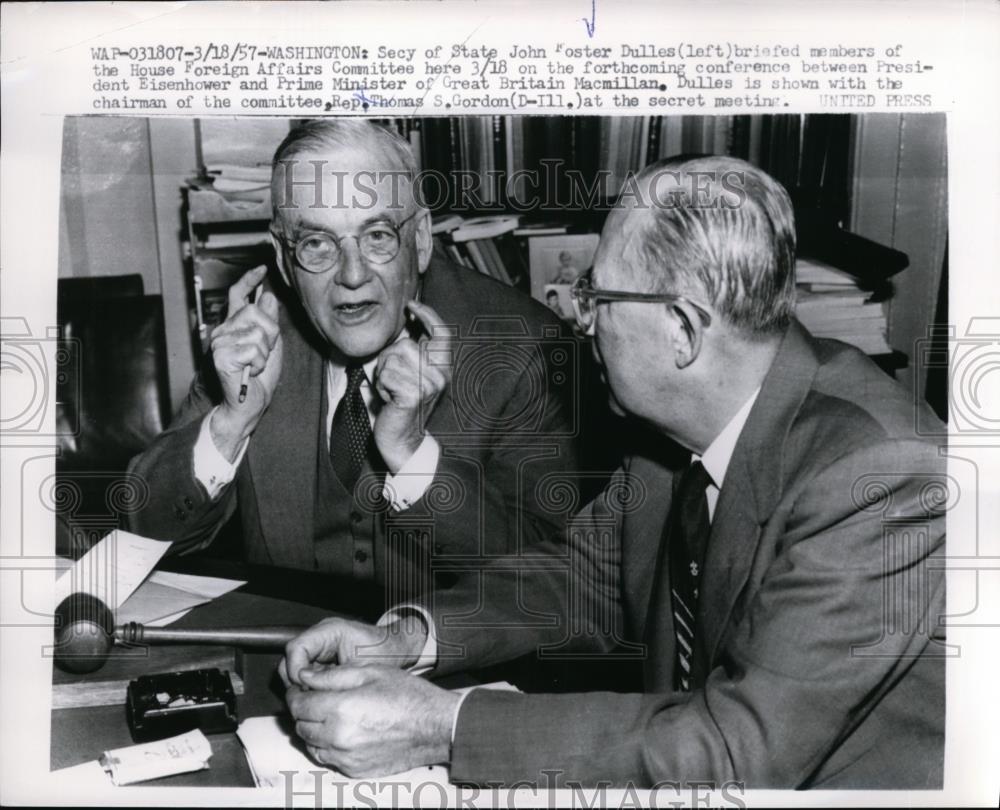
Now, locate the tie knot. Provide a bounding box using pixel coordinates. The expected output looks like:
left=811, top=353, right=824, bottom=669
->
left=678, top=460, right=713, bottom=504
left=346, top=365, right=367, bottom=393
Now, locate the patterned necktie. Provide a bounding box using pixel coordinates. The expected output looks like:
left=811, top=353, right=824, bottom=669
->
left=329, top=365, right=374, bottom=493
left=668, top=460, right=713, bottom=691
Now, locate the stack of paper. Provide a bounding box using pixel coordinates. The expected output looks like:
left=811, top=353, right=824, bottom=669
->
left=53, top=530, right=246, bottom=626
left=795, top=258, right=892, bottom=355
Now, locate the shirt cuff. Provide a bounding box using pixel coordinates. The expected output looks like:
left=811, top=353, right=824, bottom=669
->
left=382, top=434, right=440, bottom=511
left=450, top=689, right=474, bottom=745
left=193, top=407, right=249, bottom=500
left=377, top=605, right=437, bottom=674
left=377, top=606, right=469, bottom=744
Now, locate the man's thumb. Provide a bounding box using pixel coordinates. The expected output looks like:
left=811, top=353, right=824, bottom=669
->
left=259, top=290, right=280, bottom=321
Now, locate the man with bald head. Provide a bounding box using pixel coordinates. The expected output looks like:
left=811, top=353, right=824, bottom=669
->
left=129, top=119, right=578, bottom=599
left=280, top=156, right=946, bottom=789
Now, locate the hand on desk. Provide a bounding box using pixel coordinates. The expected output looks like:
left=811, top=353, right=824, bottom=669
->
left=279, top=615, right=427, bottom=687
left=285, top=665, right=458, bottom=777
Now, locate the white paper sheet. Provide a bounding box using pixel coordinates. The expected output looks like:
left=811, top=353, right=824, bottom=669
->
left=99, top=729, right=212, bottom=786
left=48, top=759, right=114, bottom=790
left=53, top=530, right=172, bottom=610
left=114, top=572, right=246, bottom=627
left=146, top=570, right=246, bottom=600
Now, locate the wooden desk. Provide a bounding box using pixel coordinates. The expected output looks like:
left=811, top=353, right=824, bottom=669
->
left=49, top=561, right=386, bottom=787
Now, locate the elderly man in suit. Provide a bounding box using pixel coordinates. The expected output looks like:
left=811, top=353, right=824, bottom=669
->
left=280, top=156, right=947, bottom=789
left=128, top=119, right=578, bottom=600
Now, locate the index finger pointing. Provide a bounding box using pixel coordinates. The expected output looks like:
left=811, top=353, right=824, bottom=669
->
left=227, top=265, right=268, bottom=316
left=405, top=301, right=453, bottom=343
left=406, top=300, right=455, bottom=378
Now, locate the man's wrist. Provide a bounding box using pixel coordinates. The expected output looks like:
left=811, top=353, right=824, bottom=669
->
left=210, top=404, right=259, bottom=463
left=385, top=614, right=429, bottom=668
left=379, top=430, right=425, bottom=476
left=424, top=688, right=461, bottom=762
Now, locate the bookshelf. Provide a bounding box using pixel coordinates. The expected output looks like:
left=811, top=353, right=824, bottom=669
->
left=185, top=186, right=273, bottom=352
left=180, top=114, right=907, bottom=371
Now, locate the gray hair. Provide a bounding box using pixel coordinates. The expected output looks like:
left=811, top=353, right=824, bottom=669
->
left=270, top=118, right=418, bottom=215
left=623, top=155, right=797, bottom=335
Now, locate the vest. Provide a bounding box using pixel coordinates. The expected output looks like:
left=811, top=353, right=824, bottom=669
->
left=313, top=373, right=381, bottom=579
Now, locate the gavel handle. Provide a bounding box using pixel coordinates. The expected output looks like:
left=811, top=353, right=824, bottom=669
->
left=116, top=623, right=305, bottom=649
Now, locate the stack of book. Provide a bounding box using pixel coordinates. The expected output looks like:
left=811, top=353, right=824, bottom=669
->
left=432, top=214, right=524, bottom=286
left=795, top=257, right=891, bottom=355
left=188, top=163, right=271, bottom=204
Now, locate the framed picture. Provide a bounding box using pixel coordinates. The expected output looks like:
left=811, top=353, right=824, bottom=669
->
left=528, top=234, right=600, bottom=317
left=543, top=283, right=575, bottom=321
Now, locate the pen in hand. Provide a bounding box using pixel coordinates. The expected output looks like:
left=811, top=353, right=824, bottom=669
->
left=238, top=285, right=262, bottom=404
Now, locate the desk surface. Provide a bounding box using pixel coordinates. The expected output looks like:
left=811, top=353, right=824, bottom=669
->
left=50, top=560, right=386, bottom=787
left=49, top=559, right=637, bottom=786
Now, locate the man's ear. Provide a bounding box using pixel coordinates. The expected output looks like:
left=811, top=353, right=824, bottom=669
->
left=667, top=301, right=705, bottom=369
left=269, top=230, right=292, bottom=288
left=414, top=209, right=433, bottom=275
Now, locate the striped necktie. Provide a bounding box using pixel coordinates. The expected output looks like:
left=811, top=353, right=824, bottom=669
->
left=668, top=460, right=713, bottom=691
left=329, top=364, right=374, bottom=493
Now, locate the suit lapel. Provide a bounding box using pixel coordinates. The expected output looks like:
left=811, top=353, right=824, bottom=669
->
left=693, top=458, right=761, bottom=684
left=624, top=455, right=676, bottom=642
left=694, top=321, right=822, bottom=678
left=246, top=301, right=324, bottom=569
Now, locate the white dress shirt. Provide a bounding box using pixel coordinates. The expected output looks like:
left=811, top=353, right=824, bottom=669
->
left=192, top=336, right=440, bottom=512
left=693, top=387, right=761, bottom=520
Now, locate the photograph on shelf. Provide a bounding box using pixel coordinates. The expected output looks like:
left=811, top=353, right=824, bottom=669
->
left=543, top=282, right=575, bottom=321
left=528, top=233, right=600, bottom=315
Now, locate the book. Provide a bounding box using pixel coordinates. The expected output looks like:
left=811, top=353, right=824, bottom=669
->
left=431, top=214, right=465, bottom=235
left=444, top=243, right=471, bottom=269
left=451, top=215, right=520, bottom=242
left=463, top=239, right=492, bottom=278
left=477, top=238, right=514, bottom=285
left=513, top=222, right=569, bottom=237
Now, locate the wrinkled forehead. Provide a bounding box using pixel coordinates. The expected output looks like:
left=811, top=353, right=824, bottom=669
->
left=272, top=145, right=416, bottom=228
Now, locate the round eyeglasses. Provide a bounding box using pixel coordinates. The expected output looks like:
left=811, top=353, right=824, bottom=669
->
left=271, top=210, right=419, bottom=274
left=569, top=275, right=713, bottom=335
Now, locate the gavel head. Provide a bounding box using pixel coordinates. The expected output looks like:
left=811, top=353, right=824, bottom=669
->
left=53, top=593, right=114, bottom=673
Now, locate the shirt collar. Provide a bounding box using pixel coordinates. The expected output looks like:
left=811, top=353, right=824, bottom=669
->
left=694, top=387, right=760, bottom=490
left=328, top=328, right=409, bottom=384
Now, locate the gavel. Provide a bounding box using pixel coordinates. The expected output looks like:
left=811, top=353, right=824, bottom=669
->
left=54, top=593, right=308, bottom=674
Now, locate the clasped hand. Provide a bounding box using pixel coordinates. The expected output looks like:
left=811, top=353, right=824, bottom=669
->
left=279, top=616, right=457, bottom=777
left=285, top=665, right=458, bottom=777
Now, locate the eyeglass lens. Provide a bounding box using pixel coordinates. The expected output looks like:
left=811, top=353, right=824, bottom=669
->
left=297, top=223, right=401, bottom=271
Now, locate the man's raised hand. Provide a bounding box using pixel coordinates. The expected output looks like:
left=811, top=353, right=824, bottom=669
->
left=208, top=265, right=283, bottom=460
left=372, top=300, right=455, bottom=474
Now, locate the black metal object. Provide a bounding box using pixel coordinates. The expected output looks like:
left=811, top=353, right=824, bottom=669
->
left=126, top=667, right=238, bottom=742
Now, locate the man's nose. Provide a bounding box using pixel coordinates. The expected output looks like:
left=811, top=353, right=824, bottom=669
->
left=333, top=239, right=371, bottom=289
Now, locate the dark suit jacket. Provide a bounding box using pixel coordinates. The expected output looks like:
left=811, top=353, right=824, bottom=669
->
left=428, top=321, right=947, bottom=789
left=127, top=259, right=580, bottom=588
